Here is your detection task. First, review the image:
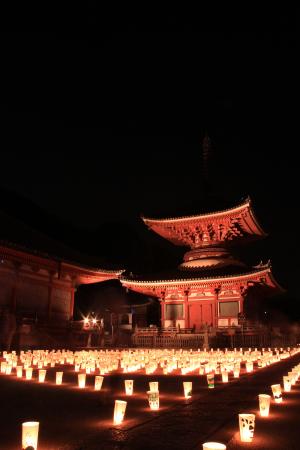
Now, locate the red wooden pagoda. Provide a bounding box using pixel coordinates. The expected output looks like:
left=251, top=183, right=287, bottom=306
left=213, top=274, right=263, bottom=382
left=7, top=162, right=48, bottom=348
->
left=121, top=198, right=283, bottom=330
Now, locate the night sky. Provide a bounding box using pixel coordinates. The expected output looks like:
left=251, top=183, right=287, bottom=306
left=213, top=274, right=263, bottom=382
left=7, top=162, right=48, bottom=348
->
left=1, top=24, right=299, bottom=317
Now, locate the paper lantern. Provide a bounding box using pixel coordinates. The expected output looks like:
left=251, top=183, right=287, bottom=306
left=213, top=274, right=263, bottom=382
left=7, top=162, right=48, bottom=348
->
left=221, top=371, right=228, bottom=383
left=22, top=421, right=39, bottom=450
left=147, top=390, right=160, bottom=410
left=95, top=375, right=104, bottom=391
left=125, top=379, right=134, bottom=395
left=5, top=364, right=12, bottom=375
left=183, top=381, right=192, bottom=398
left=56, top=371, right=63, bottom=385
left=16, top=366, right=23, bottom=378
left=233, top=367, right=240, bottom=378
left=78, top=373, right=86, bottom=388
left=149, top=381, right=159, bottom=392
left=26, top=368, right=33, bottom=380
left=38, top=369, right=46, bottom=383
left=1, top=361, right=7, bottom=373
left=113, top=400, right=127, bottom=424
left=202, top=443, right=226, bottom=450
left=283, top=375, right=291, bottom=392
left=288, top=371, right=296, bottom=385
left=207, top=373, right=214, bottom=389
left=271, top=384, right=282, bottom=403
left=246, top=361, right=253, bottom=373
left=258, top=394, right=271, bottom=417
left=239, top=413, right=255, bottom=442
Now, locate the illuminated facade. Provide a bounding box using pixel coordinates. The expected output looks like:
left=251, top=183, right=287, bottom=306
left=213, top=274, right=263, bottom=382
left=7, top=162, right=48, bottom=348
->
left=121, top=198, right=282, bottom=330
left=0, top=243, right=122, bottom=321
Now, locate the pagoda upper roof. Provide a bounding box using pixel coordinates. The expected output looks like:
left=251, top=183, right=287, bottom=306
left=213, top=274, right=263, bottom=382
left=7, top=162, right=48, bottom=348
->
left=121, top=264, right=283, bottom=296
left=142, top=197, right=266, bottom=248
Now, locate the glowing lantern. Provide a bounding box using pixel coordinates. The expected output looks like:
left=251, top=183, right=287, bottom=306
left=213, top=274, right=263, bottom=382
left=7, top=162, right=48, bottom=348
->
left=183, top=381, right=192, bottom=398
left=149, top=381, right=159, bottom=392
left=38, top=369, right=46, bottom=383
left=271, top=384, right=282, bottom=403
left=258, top=394, right=271, bottom=417
left=246, top=361, right=253, bottom=373
left=78, top=373, right=86, bottom=388
left=95, top=375, right=104, bottom=391
left=125, top=379, right=134, bottom=395
left=1, top=361, right=7, bottom=373
left=283, top=375, right=291, bottom=392
left=207, top=373, right=214, bottom=388
left=288, top=371, right=296, bottom=385
left=147, top=390, right=160, bottom=410
left=16, top=366, right=23, bottom=378
left=22, top=421, right=39, bottom=450
left=233, top=367, right=240, bottom=378
left=202, top=443, right=226, bottom=450
left=113, top=400, right=127, bottom=425
left=26, top=368, right=33, bottom=380
left=5, top=364, right=12, bottom=375
left=239, top=413, right=255, bottom=442
left=56, top=371, right=63, bottom=385
left=221, top=371, right=228, bottom=383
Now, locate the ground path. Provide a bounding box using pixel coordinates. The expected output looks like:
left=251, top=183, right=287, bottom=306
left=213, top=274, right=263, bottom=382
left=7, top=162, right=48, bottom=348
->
left=1, top=352, right=300, bottom=449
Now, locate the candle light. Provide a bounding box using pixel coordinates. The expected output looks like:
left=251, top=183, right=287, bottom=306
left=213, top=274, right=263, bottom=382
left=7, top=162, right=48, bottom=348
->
left=22, top=421, right=39, bottom=450
left=56, top=371, right=63, bottom=385
left=78, top=373, right=86, bottom=388
left=149, top=381, right=159, bottom=392
left=207, top=372, right=214, bottom=388
left=221, top=371, right=228, bottom=383
left=283, top=375, right=291, bottom=392
left=202, top=443, right=226, bottom=450
left=113, top=400, right=127, bottom=424
left=38, top=369, right=46, bottom=383
left=95, top=375, right=104, bottom=391
left=271, top=384, right=282, bottom=403
left=183, top=381, right=192, bottom=398
left=147, top=390, right=160, bottom=410
left=26, top=368, right=33, bottom=380
left=258, top=394, right=271, bottom=417
left=124, top=379, right=134, bottom=395
left=239, top=413, right=255, bottom=442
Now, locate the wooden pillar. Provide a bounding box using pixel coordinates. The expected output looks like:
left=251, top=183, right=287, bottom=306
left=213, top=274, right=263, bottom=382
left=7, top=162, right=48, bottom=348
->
left=184, top=289, right=190, bottom=328
left=214, top=287, right=220, bottom=328
left=160, top=291, right=165, bottom=328
left=69, top=287, right=76, bottom=320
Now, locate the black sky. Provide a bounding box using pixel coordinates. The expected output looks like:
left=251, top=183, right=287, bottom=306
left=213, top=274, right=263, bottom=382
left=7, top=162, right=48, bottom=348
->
left=1, top=23, right=299, bottom=305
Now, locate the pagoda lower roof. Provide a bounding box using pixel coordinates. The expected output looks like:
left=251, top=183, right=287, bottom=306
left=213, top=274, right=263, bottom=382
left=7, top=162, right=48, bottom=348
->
left=142, top=197, right=266, bottom=248
left=121, top=265, right=283, bottom=295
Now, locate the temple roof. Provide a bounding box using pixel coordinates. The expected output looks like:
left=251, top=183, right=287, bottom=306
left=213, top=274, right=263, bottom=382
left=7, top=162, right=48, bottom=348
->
left=0, top=203, right=123, bottom=285
left=142, top=197, right=266, bottom=248
left=121, top=264, right=283, bottom=296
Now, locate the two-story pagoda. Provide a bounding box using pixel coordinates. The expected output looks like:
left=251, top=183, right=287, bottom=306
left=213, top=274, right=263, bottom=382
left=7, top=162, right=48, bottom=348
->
left=121, top=198, right=282, bottom=330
